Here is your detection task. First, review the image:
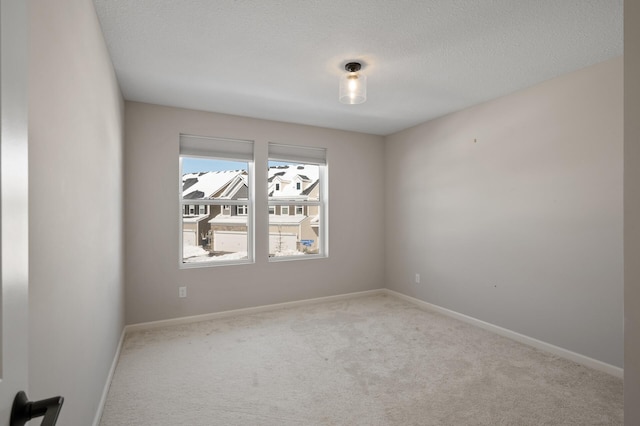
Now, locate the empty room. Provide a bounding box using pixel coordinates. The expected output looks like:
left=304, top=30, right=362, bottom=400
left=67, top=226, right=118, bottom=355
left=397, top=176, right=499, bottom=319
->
left=2, top=0, right=639, bottom=425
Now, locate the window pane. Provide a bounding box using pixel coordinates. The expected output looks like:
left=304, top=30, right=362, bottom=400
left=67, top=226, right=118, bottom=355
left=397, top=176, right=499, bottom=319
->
left=182, top=156, right=249, bottom=264
left=267, top=161, right=322, bottom=257
left=268, top=161, right=320, bottom=202
left=269, top=206, right=321, bottom=257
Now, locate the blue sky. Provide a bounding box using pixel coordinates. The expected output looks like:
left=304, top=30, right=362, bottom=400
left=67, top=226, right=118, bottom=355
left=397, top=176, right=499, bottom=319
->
left=182, top=158, right=246, bottom=174
left=182, top=157, right=293, bottom=174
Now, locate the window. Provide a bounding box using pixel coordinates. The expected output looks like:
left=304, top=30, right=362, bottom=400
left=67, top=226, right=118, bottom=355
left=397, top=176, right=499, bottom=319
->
left=180, top=135, right=254, bottom=267
left=268, top=143, right=327, bottom=259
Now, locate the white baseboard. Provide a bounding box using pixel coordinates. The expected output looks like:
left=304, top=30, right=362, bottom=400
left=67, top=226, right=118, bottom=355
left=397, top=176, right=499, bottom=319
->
left=93, top=327, right=126, bottom=426
left=384, top=289, right=623, bottom=378
left=125, top=288, right=386, bottom=333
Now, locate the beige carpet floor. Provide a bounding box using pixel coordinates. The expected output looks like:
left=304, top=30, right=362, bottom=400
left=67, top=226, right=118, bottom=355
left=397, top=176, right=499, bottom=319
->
left=100, top=294, right=622, bottom=425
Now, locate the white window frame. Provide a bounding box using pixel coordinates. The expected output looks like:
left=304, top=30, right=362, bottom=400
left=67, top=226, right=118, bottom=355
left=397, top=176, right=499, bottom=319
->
left=295, top=205, right=304, bottom=215
left=281, top=205, right=289, bottom=215
left=268, top=142, right=328, bottom=261
left=179, top=134, right=254, bottom=268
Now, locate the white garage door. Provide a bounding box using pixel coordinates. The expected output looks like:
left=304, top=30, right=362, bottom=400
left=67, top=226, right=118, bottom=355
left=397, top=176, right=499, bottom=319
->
left=214, top=231, right=247, bottom=252
left=183, top=230, right=197, bottom=247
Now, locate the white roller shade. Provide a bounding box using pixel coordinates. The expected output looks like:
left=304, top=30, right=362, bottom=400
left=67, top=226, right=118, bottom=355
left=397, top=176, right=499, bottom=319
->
left=180, top=134, right=253, bottom=160
left=268, top=142, right=326, bottom=165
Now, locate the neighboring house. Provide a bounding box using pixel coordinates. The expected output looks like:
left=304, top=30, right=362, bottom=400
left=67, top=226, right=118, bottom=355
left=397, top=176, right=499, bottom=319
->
left=267, top=166, right=320, bottom=254
left=183, top=164, right=321, bottom=256
left=181, top=169, right=241, bottom=248
left=208, top=173, right=251, bottom=253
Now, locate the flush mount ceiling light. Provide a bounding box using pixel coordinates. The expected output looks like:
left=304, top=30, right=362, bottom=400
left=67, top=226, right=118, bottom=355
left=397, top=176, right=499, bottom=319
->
left=339, top=62, right=367, bottom=105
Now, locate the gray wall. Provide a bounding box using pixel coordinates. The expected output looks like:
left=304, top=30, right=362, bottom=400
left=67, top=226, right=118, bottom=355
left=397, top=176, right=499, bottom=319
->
left=124, top=102, right=385, bottom=324
left=28, top=0, right=125, bottom=425
left=384, top=57, right=623, bottom=368
left=625, top=1, right=640, bottom=423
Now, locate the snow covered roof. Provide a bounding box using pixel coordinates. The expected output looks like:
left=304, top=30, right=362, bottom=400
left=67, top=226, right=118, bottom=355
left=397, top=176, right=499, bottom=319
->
left=208, top=214, right=248, bottom=226
left=182, top=214, right=209, bottom=223
left=268, top=165, right=319, bottom=199
left=218, top=174, right=248, bottom=200
left=182, top=165, right=319, bottom=201
left=268, top=214, right=306, bottom=225
left=301, top=180, right=319, bottom=196
left=182, top=170, right=242, bottom=200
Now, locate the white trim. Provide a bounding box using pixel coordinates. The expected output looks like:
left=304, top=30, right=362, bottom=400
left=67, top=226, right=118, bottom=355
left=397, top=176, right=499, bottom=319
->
left=383, top=289, right=623, bottom=378
left=179, top=155, right=255, bottom=269
left=269, top=199, right=314, bottom=205
left=319, top=162, right=328, bottom=257
left=92, top=328, right=127, bottom=426
left=126, top=289, right=385, bottom=333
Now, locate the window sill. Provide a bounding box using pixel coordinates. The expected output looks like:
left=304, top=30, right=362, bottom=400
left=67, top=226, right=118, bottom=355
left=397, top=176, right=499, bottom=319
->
left=268, top=254, right=327, bottom=263
left=179, top=258, right=254, bottom=269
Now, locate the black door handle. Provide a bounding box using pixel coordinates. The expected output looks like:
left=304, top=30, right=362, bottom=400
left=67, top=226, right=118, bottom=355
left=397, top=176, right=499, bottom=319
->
left=10, top=391, right=64, bottom=426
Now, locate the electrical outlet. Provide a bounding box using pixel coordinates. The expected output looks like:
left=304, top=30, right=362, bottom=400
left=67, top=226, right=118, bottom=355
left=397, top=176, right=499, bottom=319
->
left=179, top=286, right=187, bottom=298
left=415, top=273, right=420, bottom=284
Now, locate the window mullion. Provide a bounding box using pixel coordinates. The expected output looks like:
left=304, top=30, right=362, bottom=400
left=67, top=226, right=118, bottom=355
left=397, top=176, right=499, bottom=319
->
left=268, top=200, right=320, bottom=206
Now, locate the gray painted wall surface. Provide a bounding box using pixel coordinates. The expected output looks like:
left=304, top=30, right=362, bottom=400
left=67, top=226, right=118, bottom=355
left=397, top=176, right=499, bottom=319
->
left=28, top=0, right=125, bottom=424
left=625, top=1, right=640, bottom=423
left=384, top=57, right=623, bottom=367
left=124, top=102, right=385, bottom=324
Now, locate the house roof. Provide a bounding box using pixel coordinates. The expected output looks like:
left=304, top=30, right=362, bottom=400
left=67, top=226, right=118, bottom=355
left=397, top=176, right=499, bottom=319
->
left=183, top=190, right=205, bottom=200
left=182, top=169, right=241, bottom=200
left=218, top=174, right=249, bottom=200
left=183, top=165, right=319, bottom=201
left=268, top=165, right=319, bottom=199
left=208, top=214, right=247, bottom=226
left=268, top=214, right=306, bottom=226
left=301, top=180, right=319, bottom=196
left=182, top=214, right=209, bottom=223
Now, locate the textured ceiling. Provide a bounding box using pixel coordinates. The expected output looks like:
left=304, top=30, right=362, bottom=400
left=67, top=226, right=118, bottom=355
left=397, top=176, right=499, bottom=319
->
left=93, top=0, right=622, bottom=136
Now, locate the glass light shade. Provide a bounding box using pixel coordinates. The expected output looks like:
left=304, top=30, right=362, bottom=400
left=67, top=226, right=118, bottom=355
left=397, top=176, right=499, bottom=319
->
left=339, top=72, right=367, bottom=104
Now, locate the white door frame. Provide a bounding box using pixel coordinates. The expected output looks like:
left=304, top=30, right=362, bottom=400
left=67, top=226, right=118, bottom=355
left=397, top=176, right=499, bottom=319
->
left=0, top=0, right=29, bottom=422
